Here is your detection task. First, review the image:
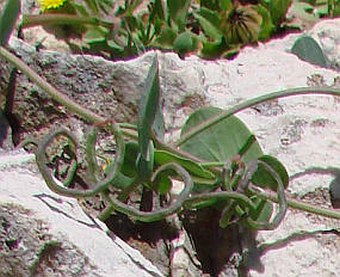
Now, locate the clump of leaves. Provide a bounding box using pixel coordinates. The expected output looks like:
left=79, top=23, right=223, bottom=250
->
left=1, top=0, right=340, bottom=231
left=20, top=0, right=340, bottom=59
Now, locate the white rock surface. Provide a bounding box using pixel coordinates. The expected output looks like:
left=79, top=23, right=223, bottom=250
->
left=0, top=150, right=163, bottom=277
left=249, top=208, right=340, bottom=277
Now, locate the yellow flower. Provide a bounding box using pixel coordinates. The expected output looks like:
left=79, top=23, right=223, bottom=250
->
left=37, top=0, right=67, bottom=11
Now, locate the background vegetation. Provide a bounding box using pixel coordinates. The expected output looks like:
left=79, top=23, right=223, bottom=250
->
left=22, top=0, right=340, bottom=60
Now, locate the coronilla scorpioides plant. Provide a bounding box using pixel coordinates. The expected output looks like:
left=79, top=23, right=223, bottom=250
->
left=0, top=0, right=340, bottom=232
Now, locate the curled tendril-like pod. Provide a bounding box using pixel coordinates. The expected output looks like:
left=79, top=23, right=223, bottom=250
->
left=245, top=160, right=288, bottom=230
left=101, top=163, right=193, bottom=222
left=184, top=191, right=257, bottom=213
left=219, top=156, right=250, bottom=228
left=36, top=123, right=125, bottom=198
left=216, top=158, right=287, bottom=230
left=85, top=126, right=103, bottom=183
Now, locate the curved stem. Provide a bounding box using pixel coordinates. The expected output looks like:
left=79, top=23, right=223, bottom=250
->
left=102, top=162, right=194, bottom=222
left=245, top=160, right=287, bottom=230
left=36, top=125, right=125, bottom=198
left=0, top=46, right=106, bottom=124
left=85, top=126, right=101, bottom=183
left=176, top=87, right=340, bottom=147
left=184, top=191, right=257, bottom=212
left=21, top=14, right=114, bottom=29
left=251, top=185, right=340, bottom=220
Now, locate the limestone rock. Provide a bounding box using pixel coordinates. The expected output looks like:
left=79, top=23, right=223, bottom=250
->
left=308, top=18, right=340, bottom=70
left=0, top=150, right=163, bottom=277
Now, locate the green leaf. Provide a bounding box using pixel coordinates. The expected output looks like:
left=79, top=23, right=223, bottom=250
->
left=269, top=0, right=292, bottom=26
left=136, top=140, right=155, bottom=181
left=220, top=0, right=233, bottom=11
left=124, top=15, right=140, bottom=32
left=72, top=3, right=90, bottom=16
left=138, top=55, right=164, bottom=159
left=148, top=0, right=166, bottom=23
left=256, top=4, right=275, bottom=40
left=199, top=0, right=229, bottom=11
left=334, top=3, right=340, bottom=16
left=154, top=150, right=215, bottom=180
left=0, top=0, right=21, bottom=46
left=173, top=32, right=196, bottom=56
left=97, top=0, right=114, bottom=15
left=83, top=0, right=99, bottom=15
left=83, top=26, right=108, bottom=44
left=126, top=0, right=143, bottom=16
left=251, top=155, right=289, bottom=190
left=81, top=0, right=114, bottom=16
left=120, top=141, right=139, bottom=178
left=291, top=36, right=327, bottom=67
left=179, top=107, right=263, bottom=163
left=196, top=7, right=222, bottom=27
left=166, top=0, right=191, bottom=30
left=115, top=141, right=154, bottom=188
left=194, top=8, right=222, bottom=40
left=315, top=4, right=329, bottom=16
left=200, top=0, right=217, bottom=10
left=221, top=45, right=241, bottom=59
left=153, top=27, right=177, bottom=49
left=107, top=38, right=125, bottom=51
left=250, top=198, right=273, bottom=222
left=151, top=170, right=172, bottom=194
left=137, top=57, right=164, bottom=180
left=113, top=172, right=135, bottom=189
left=199, top=37, right=227, bottom=59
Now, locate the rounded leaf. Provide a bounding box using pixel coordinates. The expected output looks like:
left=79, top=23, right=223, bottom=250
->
left=179, top=107, right=263, bottom=163
left=291, top=36, right=327, bottom=67
left=251, top=155, right=289, bottom=190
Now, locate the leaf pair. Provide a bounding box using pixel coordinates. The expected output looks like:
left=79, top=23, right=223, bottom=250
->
left=179, top=106, right=289, bottom=227
left=0, top=0, right=20, bottom=46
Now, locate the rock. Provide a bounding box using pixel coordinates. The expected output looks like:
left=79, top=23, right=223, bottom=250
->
left=308, top=18, right=340, bottom=70
left=0, top=150, right=163, bottom=277
left=249, top=210, right=340, bottom=277
left=0, top=37, right=155, bottom=142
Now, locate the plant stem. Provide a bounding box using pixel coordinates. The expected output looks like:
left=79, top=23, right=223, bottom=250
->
left=0, top=45, right=106, bottom=124
left=21, top=14, right=114, bottom=29
left=200, top=161, right=225, bottom=167
left=176, top=87, right=340, bottom=146
left=288, top=198, right=340, bottom=220
left=253, top=187, right=340, bottom=220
